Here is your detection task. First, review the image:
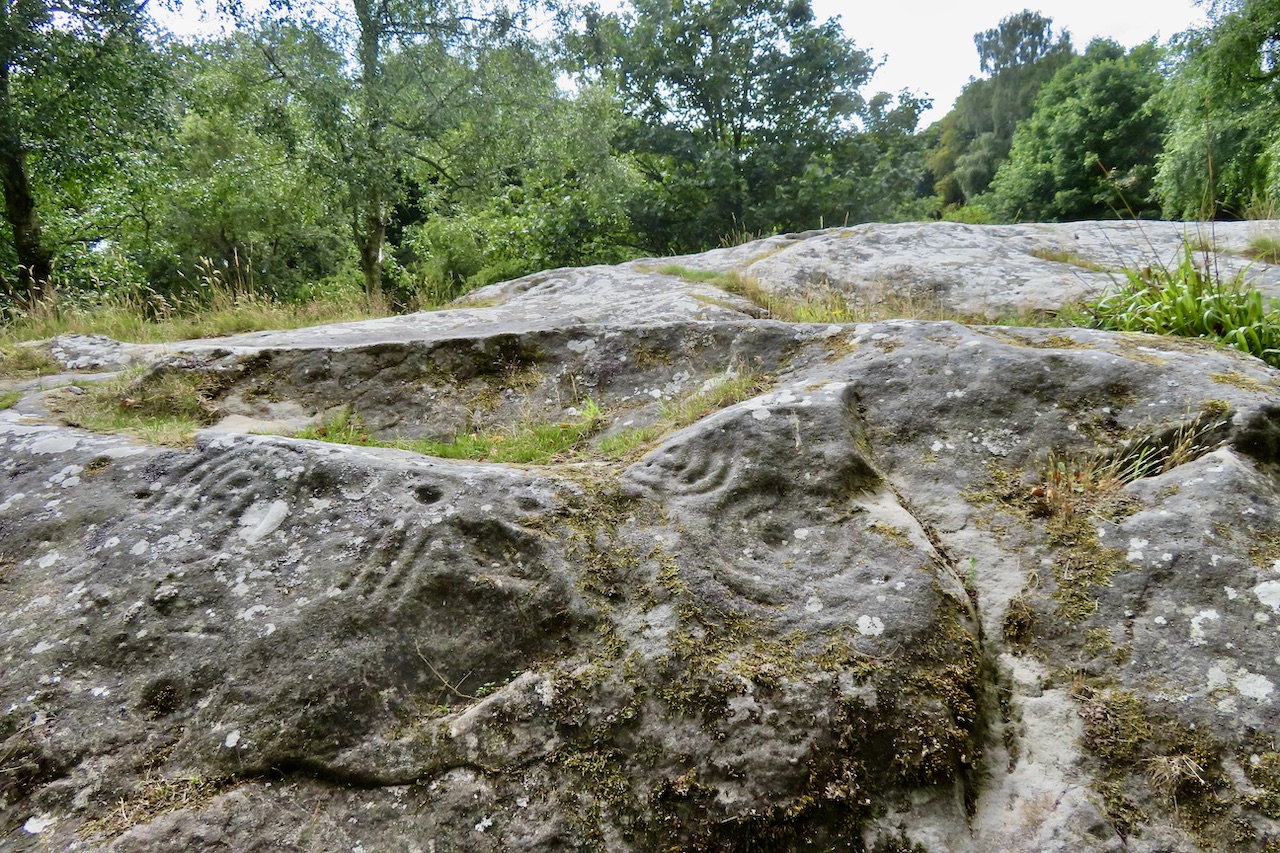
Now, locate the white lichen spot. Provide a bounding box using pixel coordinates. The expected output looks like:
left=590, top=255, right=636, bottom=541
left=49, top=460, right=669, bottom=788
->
left=567, top=338, right=596, bottom=353
left=22, top=814, right=56, bottom=834
left=751, top=407, right=771, bottom=421
left=1211, top=554, right=1223, bottom=567
left=475, top=816, right=493, bottom=833
left=805, top=596, right=824, bottom=613
left=1153, top=616, right=1168, bottom=626
left=325, top=586, right=344, bottom=598
left=47, top=464, right=83, bottom=488
left=1127, top=538, right=1148, bottom=563
left=1161, top=553, right=1173, bottom=562
left=1190, top=609, right=1220, bottom=645
left=535, top=676, right=555, bottom=707
left=1206, top=664, right=1231, bottom=690
left=130, top=540, right=149, bottom=556
left=793, top=528, right=810, bottom=541
left=1225, top=586, right=1239, bottom=600
left=30, top=435, right=79, bottom=455
left=239, top=604, right=269, bottom=621
left=1253, top=580, right=1280, bottom=614
left=238, top=499, right=290, bottom=544
left=29, top=639, right=57, bottom=654
left=90, top=686, right=110, bottom=697
left=856, top=615, right=885, bottom=636
left=37, top=551, right=59, bottom=569
left=223, top=730, right=241, bottom=748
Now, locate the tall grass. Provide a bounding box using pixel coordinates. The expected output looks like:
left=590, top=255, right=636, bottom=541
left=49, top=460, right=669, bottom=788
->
left=1, top=257, right=397, bottom=349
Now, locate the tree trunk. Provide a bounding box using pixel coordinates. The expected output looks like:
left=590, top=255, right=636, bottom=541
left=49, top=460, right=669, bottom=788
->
left=358, top=209, right=385, bottom=298
left=0, top=63, right=49, bottom=305
left=352, top=0, right=388, bottom=298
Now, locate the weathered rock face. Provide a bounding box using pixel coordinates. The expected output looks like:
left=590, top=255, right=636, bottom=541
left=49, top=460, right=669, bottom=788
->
left=3, top=221, right=1280, bottom=852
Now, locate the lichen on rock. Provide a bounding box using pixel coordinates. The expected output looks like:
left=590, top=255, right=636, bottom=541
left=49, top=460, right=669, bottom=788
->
left=3, top=221, right=1280, bottom=851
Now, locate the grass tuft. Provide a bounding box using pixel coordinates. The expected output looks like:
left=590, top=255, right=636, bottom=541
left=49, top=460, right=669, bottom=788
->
left=0, top=342, right=60, bottom=379
left=1085, top=245, right=1280, bottom=368
left=1029, top=247, right=1113, bottom=272
left=1244, top=234, right=1280, bottom=264
left=45, top=369, right=223, bottom=447
left=78, top=775, right=231, bottom=841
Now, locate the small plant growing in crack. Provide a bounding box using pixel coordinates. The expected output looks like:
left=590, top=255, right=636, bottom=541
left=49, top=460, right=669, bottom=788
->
left=1028, top=414, right=1228, bottom=519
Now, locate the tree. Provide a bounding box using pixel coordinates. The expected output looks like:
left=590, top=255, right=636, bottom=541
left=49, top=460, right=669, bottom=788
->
left=926, top=9, right=1073, bottom=208
left=234, top=0, right=540, bottom=298
left=989, top=40, right=1166, bottom=221
left=128, top=30, right=351, bottom=298
left=570, top=0, right=915, bottom=251
left=0, top=0, right=164, bottom=305
left=1156, top=0, right=1280, bottom=217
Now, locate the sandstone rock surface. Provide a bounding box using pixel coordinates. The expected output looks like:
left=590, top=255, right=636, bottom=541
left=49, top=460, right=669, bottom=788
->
left=3, top=221, right=1280, bottom=851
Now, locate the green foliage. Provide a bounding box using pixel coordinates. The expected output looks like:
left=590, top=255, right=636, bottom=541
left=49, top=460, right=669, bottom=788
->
left=1157, top=0, right=1280, bottom=218
left=989, top=40, right=1167, bottom=221
left=1085, top=246, right=1280, bottom=366
left=927, top=10, right=1074, bottom=208
left=130, top=33, right=352, bottom=301
left=0, top=0, right=170, bottom=304
left=570, top=0, right=925, bottom=252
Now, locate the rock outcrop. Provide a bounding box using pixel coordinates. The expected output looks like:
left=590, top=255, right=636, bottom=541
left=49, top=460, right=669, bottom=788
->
left=3, top=221, right=1280, bottom=851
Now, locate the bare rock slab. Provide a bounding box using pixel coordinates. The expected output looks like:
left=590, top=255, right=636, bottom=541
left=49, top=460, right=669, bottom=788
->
left=4, top=222, right=1280, bottom=851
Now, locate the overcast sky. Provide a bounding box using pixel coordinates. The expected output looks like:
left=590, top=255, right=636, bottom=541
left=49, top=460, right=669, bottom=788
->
left=818, top=0, right=1210, bottom=125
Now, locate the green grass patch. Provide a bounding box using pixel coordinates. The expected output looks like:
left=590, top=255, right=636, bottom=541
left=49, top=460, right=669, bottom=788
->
left=659, top=374, right=773, bottom=428
left=1244, top=234, right=1280, bottom=264
left=0, top=390, right=20, bottom=410
left=299, top=400, right=605, bottom=464
left=1029, top=247, right=1113, bottom=272
left=45, top=369, right=223, bottom=447
left=597, top=426, right=660, bottom=458
left=0, top=342, right=61, bottom=379
left=1085, top=246, right=1280, bottom=368
left=296, top=373, right=774, bottom=465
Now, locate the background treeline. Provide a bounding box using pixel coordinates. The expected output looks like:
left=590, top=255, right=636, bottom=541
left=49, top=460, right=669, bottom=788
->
left=1, top=0, right=1277, bottom=315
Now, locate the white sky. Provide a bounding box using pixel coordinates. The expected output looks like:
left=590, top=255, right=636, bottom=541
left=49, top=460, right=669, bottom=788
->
left=817, top=0, right=1210, bottom=125
left=156, top=0, right=1211, bottom=127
